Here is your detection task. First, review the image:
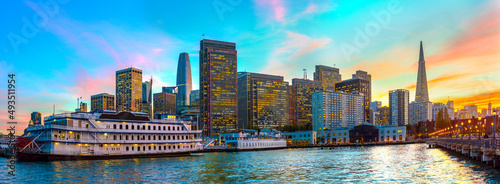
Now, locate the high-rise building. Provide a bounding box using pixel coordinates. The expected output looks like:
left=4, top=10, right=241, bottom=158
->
left=116, top=67, right=143, bottom=112
left=312, top=90, right=364, bottom=136
left=409, top=101, right=432, bottom=124
left=290, top=78, right=322, bottom=127
left=199, top=39, right=238, bottom=136
left=352, top=70, right=372, bottom=122
left=431, top=101, right=454, bottom=121
left=176, top=52, right=192, bottom=114
left=79, top=102, right=88, bottom=112
left=162, top=86, right=177, bottom=94
left=142, top=78, right=153, bottom=118
left=238, top=72, right=290, bottom=130
left=153, top=92, right=176, bottom=115
left=369, top=101, right=382, bottom=125
left=91, top=93, right=115, bottom=111
left=31, top=112, right=42, bottom=126
left=335, top=77, right=370, bottom=122
left=464, top=105, right=479, bottom=118
left=389, top=89, right=409, bottom=126
left=379, top=106, right=390, bottom=125
left=313, top=65, right=341, bottom=91
left=190, top=89, right=200, bottom=110
left=415, top=41, right=429, bottom=103
left=447, top=100, right=454, bottom=119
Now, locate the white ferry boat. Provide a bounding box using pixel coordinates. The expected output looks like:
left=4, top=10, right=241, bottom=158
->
left=222, top=129, right=287, bottom=151
left=17, top=111, right=203, bottom=161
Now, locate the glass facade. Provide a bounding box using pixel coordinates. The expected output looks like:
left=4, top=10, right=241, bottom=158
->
left=153, top=92, right=176, bottom=115
left=312, top=90, right=364, bottom=136
left=91, top=93, right=115, bottom=112
left=199, top=39, right=238, bottom=136
left=313, top=65, right=341, bottom=91
left=238, top=72, right=289, bottom=130
left=176, top=52, right=192, bottom=114
left=31, top=112, right=42, bottom=125
left=389, top=89, right=409, bottom=126
left=116, top=67, right=143, bottom=112
left=291, top=79, right=322, bottom=127
left=335, top=78, right=370, bottom=123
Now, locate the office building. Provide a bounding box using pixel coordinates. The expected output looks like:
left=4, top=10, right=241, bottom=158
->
left=312, top=90, right=364, bottom=136
left=153, top=92, right=176, bottom=115
left=91, top=93, right=115, bottom=112
left=142, top=78, right=153, bottom=118
left=369, top=101, right=382, bottom=125
left=335, top=77, right=370, bottom=122
left=199, top=39, right=238, bottom=136
left=116, top=67, right=143, bottom=112
left=432, top=102, right=454, bottom=121
left=379, top=106, right=390, bottom=125
left=177, top=52, right=193, bottom=114
left=31, top=112, right=42, bottom=126
left=238, top=72, right=289, bottom=130
left=313, top=65, right=341, bottom=91
left=162, top=86, right=176, bottom=94
left=415, top=41, right=429, bottom=103
left=409, top=101, right=432, bottom=124
left=78, top=102, right=88, bottom=112
left=190, top=90, right=200, bottom=111
left=290, top=78, right=322, bottom=128
left=389, top=89, right=409, bottom=126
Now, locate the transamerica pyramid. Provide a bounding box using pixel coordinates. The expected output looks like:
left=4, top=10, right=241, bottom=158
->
left=415, top=41, right=429, bottom=102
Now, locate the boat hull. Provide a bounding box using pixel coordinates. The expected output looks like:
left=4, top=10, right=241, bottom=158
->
left=16, top=151, right=197, bottom=162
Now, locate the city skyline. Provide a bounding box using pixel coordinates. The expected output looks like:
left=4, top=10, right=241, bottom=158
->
left=1, top=0, right=500, bottom=134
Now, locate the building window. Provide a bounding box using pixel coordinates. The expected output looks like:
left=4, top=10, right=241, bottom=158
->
left=113, top=124, right=117, bottom=129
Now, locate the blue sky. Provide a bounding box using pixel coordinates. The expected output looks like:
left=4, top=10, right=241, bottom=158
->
left=1, top=0, right=500, bottom=133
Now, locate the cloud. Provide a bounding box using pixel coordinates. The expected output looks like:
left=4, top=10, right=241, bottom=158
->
left=253, top=0, right=286, bottom=22
left=261, top=31, right=331, bottom=79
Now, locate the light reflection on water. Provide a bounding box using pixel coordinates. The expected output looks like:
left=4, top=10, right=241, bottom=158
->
left=1, top=144, right=499, bottom=183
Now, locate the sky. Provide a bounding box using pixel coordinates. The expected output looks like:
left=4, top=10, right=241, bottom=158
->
left=1, top=0, right=499, bottom=134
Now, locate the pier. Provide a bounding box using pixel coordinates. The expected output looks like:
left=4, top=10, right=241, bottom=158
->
left=428, top=137, right=500, bottom=167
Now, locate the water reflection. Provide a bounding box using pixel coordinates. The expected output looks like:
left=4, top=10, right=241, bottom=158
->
left=1, top=144, right=499, bottom=183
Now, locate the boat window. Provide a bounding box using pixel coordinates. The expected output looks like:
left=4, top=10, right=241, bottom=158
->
left=126, top=125, right=128, bottom=129
left=168, top=126, right=171, bottom=131
left=120, top=125, right=122, bottom=129
left=148, top=126, right=151, bottom=130
left=126, top=147, right=129, bottom=151
left=114, top=124, right=116, bottom=129
left=163, top=126, right=166, bottom=131
left=153, top=126, right=156, bottom=130
left=131, top=125, right=134, bottom=130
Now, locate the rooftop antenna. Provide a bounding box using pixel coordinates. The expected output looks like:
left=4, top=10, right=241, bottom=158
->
left=303, top=69, right=307, bottom=79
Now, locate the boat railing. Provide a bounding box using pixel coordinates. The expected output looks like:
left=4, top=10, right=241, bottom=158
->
left=26, top=124, right=203, bottom=134
left=43, top=112, right=98, bottom=122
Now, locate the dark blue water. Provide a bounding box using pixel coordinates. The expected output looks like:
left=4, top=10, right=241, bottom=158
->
left=1, top=144, right=499, bottom=183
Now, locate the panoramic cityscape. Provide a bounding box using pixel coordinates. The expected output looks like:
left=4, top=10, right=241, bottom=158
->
left=1, top=0, right=500, bottom=183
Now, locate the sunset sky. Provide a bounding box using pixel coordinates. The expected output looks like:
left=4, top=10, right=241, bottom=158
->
left=1, top=0, right=499, bottom=134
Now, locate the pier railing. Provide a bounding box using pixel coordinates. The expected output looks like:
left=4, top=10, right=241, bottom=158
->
left=428, top=137, right=499, bottom=150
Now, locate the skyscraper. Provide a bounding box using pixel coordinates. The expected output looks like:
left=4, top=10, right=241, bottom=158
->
left=200, top=39, right=238, bottom=136
left=312, top=90, right=364, bottom=135
left=290, top=78, right=322, bottom=128
left=91, top=93, right=115, bottom=111
left=313, top=65, right=341, bottom=91
left=335, top=77, right=370, bottom=122
left=238, top=72, right=289, bottom=130
left=389, top=89, right=409, bottom=126
left=153, top=92, right=176, bottom=115
left=142, top=78, right=153, bottom=118
left=409, top=101, right=432, bottom=124
left=190, top=90, right=200, bottom=111
left=31, top=112, right=42, bottom=126
left=116, top=67, right=143, bottom=112
left=369, top=101, right=382, bottom=125
left=488, top=102, right=492, bottom=115
left=352, top=70, right=372, bottom=122
left=415, top=41, right=429, bottom=103
left=176, top=52, right=192, bottom=114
